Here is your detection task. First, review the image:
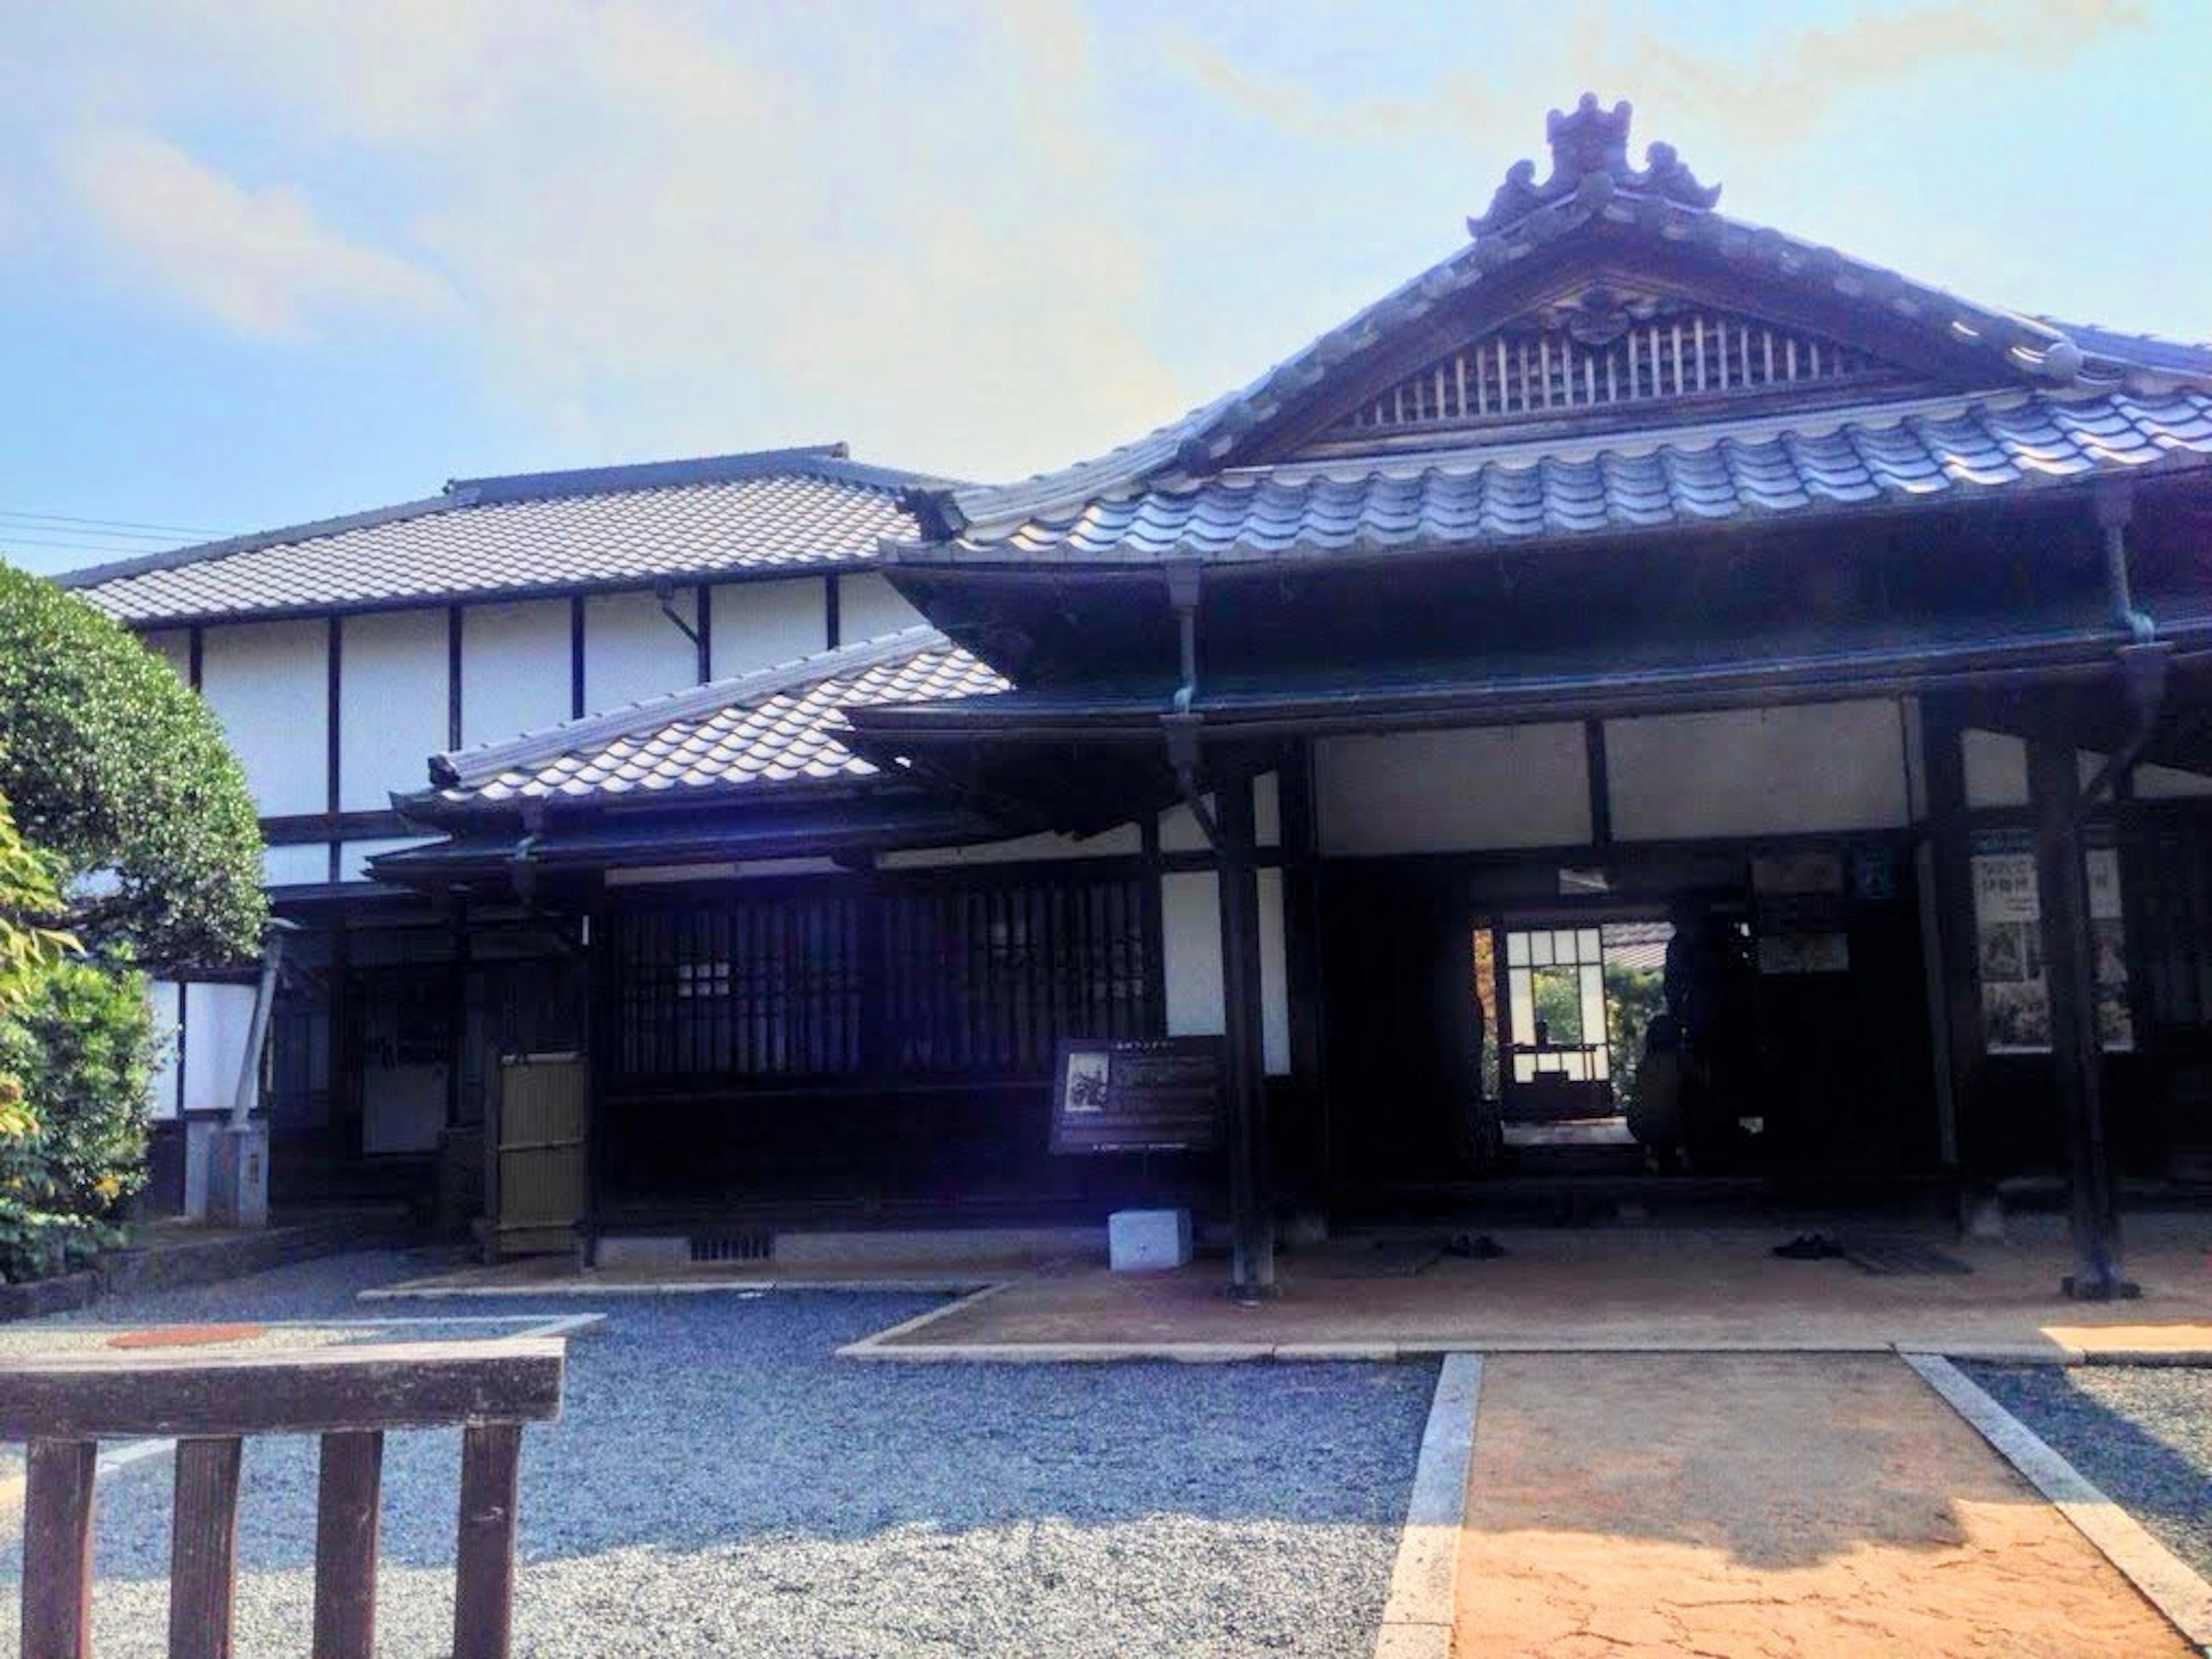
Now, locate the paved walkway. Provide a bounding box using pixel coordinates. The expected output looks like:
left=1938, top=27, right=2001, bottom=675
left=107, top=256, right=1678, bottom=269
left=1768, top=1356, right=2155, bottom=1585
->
left=1452, top=1353, right=2192, bottom=1658
left=844, top=1225, right=2212, bottom=1360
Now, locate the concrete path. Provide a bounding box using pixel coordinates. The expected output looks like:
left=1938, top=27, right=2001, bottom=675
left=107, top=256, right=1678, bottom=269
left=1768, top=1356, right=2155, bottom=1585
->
left=1452, top=1353, right=2194, bottom=1658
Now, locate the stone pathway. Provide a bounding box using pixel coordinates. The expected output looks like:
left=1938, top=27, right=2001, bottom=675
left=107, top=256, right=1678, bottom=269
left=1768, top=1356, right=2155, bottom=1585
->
left=1452, top=1353, right=2193, bottom=1658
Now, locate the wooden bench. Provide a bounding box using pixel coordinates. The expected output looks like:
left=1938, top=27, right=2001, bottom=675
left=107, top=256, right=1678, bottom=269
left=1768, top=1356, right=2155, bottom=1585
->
left=0, top=1336, right=565, bottom=1659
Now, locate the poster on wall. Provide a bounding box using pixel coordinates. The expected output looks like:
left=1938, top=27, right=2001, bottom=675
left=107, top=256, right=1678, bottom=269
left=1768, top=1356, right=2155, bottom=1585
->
left=1971, top=843, right=2132, bottom=1055
left=1050, top=1037, right=1224, bottom=1154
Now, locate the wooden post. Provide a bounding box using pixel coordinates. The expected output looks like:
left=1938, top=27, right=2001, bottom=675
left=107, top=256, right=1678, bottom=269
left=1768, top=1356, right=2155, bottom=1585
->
left=453, top=1421, right=524, bottom=1659
left=1920, top=694, right=1980, bottom=1174
left=313, top=1430, right=384, bottom=1659
left=168, top=1435, right=244, bottom=1659
left=2028, top=732, right=2133, bottom=1300
left=1216, top=760, right=1275, bottom=1300
left=22, top=1438, right=96, bottom=1659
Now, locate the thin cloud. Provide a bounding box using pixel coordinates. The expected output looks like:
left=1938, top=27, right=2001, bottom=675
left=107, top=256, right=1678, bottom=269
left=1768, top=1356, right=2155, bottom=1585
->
left=1164, top=0, right=2150, bottom=154
left=62, top=129, right=452, bottom=338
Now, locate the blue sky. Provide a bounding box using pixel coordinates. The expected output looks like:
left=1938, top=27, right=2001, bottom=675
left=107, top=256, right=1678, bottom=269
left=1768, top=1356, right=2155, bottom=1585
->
left=2, top=0, right=2207, bottom=575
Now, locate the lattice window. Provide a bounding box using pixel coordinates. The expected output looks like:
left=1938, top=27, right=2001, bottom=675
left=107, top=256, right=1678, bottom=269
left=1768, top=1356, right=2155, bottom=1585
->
left=616, top=894, right=864, bottom=1078
left=884, top=875, right=1151, bottom=1075
left=1325, top=300, right=1888, bottom=442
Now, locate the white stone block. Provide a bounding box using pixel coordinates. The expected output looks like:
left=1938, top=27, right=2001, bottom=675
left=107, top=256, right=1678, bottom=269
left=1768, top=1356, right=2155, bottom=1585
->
left=1109, top=1209, right=1192, bottom=1272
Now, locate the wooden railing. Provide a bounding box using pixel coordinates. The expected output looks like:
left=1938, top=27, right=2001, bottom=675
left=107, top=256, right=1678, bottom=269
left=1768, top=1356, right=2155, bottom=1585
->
left=0, top=1337, right=565, bottom=1659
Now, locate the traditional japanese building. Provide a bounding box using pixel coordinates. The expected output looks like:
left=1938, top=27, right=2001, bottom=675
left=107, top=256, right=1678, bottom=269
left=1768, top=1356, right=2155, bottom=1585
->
left=67, top=99, right=2212, bottom=1298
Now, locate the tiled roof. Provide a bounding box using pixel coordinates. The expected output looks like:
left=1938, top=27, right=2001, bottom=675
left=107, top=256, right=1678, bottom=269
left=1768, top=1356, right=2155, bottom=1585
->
left=418, top=626, right=1007, bottom=809
left=915, top=389, right=2212, bottom=565
left=907, top=111, right=2212, bottom=543
left=60, top=446, right=940, bottom=625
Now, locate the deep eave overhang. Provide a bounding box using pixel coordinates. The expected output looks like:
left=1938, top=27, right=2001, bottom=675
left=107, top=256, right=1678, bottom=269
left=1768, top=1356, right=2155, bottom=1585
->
left=845, top=613, right=2212, bottom=749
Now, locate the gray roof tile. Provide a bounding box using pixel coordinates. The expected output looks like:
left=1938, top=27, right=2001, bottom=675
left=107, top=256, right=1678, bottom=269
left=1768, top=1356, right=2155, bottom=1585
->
left=59, top=446, right=939, bottom=625
left=925, top=391, right=2212, bottom=567
left=421, top=626, right=1007, bottom=809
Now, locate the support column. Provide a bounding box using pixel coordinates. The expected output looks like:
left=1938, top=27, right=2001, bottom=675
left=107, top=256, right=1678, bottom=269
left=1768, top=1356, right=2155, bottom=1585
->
left=1215, top=760, right=1275, bottom=1300
left=2027, top=733, right=2133, bottom=1300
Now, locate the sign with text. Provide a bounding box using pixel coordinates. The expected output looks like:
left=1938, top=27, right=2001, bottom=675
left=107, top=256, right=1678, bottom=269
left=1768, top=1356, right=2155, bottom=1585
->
left=1050, top=1037, right=1224, bottom=1154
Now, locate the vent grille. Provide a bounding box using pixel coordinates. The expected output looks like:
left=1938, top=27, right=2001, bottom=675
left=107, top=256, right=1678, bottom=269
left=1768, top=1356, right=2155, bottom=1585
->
left=690, top=1228, right=774, bottom=1264
left=1330, top=310, right=1884, bottom=440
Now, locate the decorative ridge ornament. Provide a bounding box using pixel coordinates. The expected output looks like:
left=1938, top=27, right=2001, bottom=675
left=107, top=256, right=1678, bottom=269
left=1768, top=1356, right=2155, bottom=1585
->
left=1468, top=94, right=1722, bottom=238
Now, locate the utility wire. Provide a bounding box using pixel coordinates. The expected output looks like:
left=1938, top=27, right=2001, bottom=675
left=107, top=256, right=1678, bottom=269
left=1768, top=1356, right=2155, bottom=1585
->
left=0, top=507, right=226, bottom=537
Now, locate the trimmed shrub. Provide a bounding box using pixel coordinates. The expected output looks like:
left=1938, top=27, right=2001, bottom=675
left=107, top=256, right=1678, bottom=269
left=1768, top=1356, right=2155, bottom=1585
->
left=0, top=956, right=159, bottom=1280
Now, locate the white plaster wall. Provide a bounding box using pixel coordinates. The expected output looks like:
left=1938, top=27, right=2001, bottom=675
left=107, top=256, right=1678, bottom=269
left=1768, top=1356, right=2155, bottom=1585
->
left=1258, top=867, right=1289, bottom=1077
left=263, top=843, right=331, bottom=888
left=1963, top=729, right=2027, bottom=808
left=838, top=572, right=926, bottom=642
left=1963, top=730, right=2113, bottom=808
left=2137, top=763, right=2212, bottom=799
left=339, top=609, right=450, bottom=809
left=1158, top=869, right=1289, bottom=1077
left=585, top=587, right=698, bottom=713
left=1160, top=775, right=1281, bottom=853
left=880, top=826, right=1142, bottom=869
left=140, top=630, right=191, bottom=681
left=1161, top=871, right=1223, bottom=1043
left=710, top=578, right=828, bottom=678
left=462, top=600, right=570, bottom=747
left=180, top=982, right=257, bottom=1115
left=1317, top=725, right=1588, bottom=855
left=1606, top=702, right=1908, bottom=840
left=146, top=980, right=183, bottom=1121
left=198, top=619, right=328, bottom=816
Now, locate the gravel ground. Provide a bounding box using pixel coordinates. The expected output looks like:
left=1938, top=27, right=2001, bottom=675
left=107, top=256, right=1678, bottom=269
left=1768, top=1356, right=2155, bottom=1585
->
left=0, top=1253, right=1434, bottom=1658
left=1962, top=1362, right=2212, bottom=1581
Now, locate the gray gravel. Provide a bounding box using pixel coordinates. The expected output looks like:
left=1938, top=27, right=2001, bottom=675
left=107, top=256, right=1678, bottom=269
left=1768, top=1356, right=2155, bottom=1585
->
left=1961, top=1361, right=2212, bottom=1581
left=0, top=1252, right=1435, bottom=1657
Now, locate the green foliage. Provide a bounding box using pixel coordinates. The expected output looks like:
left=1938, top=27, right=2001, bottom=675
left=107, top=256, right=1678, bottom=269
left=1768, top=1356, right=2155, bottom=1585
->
left=0, top=787, right=75, bottom=1021
left=1604, top=963, right=1665, bottom=1113
left=0, top=563, right=266, bottom=967
left=0, top=956, right=158, bottom=1281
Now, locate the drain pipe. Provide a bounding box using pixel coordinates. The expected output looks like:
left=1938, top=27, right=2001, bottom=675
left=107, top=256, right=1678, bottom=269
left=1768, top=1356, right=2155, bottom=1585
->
left=2078, top=483, right=2166, bottom=816
left=1163, top=563, right=1222, bottom=850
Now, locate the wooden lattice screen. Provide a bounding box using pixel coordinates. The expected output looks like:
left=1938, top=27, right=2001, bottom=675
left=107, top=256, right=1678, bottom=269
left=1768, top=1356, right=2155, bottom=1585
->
left=1327, top=308, right=1885, bottom=441
left=612, top=873, right=1152, bottom=1082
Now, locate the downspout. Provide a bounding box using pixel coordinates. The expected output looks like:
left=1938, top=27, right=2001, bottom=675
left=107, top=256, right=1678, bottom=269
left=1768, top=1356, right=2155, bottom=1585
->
left=2077, top=482, right=2166, bottom=817
left=1162, top=563, right=1222, bottom=850
left=229, top=919, right=298, bottom=1128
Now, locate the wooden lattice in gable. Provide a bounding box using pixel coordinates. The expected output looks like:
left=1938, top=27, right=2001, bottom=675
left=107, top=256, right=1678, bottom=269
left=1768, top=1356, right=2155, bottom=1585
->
left=1323, top=284, right=1899, bottom=442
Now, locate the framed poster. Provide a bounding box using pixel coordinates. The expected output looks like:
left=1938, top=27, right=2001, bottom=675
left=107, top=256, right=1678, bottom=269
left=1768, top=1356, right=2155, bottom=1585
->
left=1972, top=841, right=2131, bottom=1054
left=1050, top=1036, right=1223, bottom=1154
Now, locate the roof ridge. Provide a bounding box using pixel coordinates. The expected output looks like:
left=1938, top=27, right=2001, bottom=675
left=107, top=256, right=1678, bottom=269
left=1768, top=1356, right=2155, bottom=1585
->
left=431, top=624, right=953, bottom=789
left=916, top=192, right=2116, bottom=539
left=449, top=443, right=954, bottom=503
left=52, top=493, right=459, bottom=590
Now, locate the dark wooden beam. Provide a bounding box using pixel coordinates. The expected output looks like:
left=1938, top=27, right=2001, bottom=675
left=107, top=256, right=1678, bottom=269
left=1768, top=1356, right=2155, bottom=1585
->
left=569, top=595, right=586, bottom=720
left=1919, top=694, right=1979, bottom=1173
left=2028, top=730, right=2133, bottom=1300
left=0, top=1340, right=562, bottom=1438
left=446, top=607, right=464, bottom=752
left=1215, top=760, right=1275, bottom=1299
left=1584, top=718, right=1612, bottom=846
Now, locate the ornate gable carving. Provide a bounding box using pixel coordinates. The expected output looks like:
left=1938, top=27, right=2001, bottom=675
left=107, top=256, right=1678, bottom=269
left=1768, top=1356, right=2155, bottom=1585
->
left=1305, top=282, right=1915, bottom=454
left=1469, top=94, right=1721, bottom=238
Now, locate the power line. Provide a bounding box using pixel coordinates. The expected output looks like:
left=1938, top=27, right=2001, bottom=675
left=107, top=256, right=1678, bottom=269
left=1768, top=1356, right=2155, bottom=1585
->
left=0, top=534, right=198, bottom=556
left=0, top=507, right=226, bottom=537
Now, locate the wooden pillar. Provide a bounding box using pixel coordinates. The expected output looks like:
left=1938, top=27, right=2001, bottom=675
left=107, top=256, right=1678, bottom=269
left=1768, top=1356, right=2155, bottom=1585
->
left=1216, top=760, right=1275, bottom=1299
left=1279, top=741, right=1328, bottom=1197
left=1919, top=694, right=1980, bottom=1174
left=582, top=890, right=616, bottom=1266
left=2028, top=732, right=2133, bottom=1299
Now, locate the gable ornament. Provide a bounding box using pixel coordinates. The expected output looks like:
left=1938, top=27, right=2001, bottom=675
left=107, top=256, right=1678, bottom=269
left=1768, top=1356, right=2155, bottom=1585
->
left=1468, top=94, right=1721, bottom=238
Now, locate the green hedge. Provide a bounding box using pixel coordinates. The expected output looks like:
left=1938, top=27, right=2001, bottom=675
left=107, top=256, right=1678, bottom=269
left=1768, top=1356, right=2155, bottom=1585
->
left=0, top=957, right=158, bottom=1281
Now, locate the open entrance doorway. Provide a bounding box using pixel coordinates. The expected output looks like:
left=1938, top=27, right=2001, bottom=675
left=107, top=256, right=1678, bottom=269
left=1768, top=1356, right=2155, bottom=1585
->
left=1472, top=910, right=1767, bottom=1175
